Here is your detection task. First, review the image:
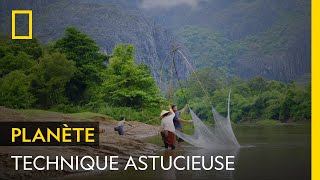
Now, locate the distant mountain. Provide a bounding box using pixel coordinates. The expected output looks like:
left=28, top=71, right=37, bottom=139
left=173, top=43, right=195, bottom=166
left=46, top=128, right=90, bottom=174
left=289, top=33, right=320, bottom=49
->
left=1, top=0, right=311, bottom=82
left=0, top=0, right=189, bottom=82
left=142, top=0, right=311, bottom=82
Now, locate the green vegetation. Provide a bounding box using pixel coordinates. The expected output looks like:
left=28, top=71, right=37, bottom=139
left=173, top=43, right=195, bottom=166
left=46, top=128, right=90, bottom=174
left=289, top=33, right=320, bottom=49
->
left=67, top=112, right=112, bottom=120
left=177, top=10, right=310, bottom=81
left=177, top=27, right=231, bottom=70
left=16, top=109, right=65, bottom=117
left=173, top=68, right=311, bottom=123
left=98, top=44, right=162, bottom=109
left=53, top=27, right=108, bottom=104
left=17, top=109, right=113, bottom=121
left=0, top=27, right=162, bottom=122
left=30, top=52, right=75, bottom=108
left=0, top=27, right=310, bottom=124
left=0, top=70, right=35, bottom=108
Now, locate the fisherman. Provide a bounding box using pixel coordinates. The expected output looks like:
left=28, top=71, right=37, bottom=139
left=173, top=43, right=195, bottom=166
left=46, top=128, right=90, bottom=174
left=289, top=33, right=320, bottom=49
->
left=160, top=106, right=176, bottom=150
left=114, top=117, right=133, bottom=135
left=172, top=104, right=193, bottom=142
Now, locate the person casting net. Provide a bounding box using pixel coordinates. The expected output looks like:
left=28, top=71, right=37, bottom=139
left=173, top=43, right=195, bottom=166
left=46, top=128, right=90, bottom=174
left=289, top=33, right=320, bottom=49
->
left=159, top=47, right=240, bottom=150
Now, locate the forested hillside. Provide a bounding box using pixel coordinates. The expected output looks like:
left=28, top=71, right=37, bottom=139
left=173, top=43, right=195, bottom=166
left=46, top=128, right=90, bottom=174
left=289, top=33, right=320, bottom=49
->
left=0, top=0, right=311, bottom=123
left=1, top=0, right=310, bottom=82
left=144, top=0, right=311, bottom=82
left=0, top=28, right=164, bottom=121
left=0, top=0, right=189, bottom=81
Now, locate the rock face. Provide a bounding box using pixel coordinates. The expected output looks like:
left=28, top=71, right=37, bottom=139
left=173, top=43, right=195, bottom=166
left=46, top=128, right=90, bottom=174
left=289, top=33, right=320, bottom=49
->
left=234, top=32, right=311, bottom=81
left=140, top=0, right=311, bottom=82
left=0, top=0, right=190, bottom=83
left=1, top=0, right=311, bottom=82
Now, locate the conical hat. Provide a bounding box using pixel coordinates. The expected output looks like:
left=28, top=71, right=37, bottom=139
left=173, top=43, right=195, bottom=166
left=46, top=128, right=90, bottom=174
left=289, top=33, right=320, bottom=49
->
left=160, top=110, right=170, bottom=117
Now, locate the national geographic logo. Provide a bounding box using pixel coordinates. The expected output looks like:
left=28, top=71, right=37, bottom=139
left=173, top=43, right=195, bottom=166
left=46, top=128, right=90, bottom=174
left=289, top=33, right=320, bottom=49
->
left=0, top=122, right=99, bottom=146
left=12, top=10, right=33, bottom=39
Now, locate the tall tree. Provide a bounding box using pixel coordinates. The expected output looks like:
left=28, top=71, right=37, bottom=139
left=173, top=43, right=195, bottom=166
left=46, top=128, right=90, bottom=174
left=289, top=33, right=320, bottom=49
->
left=30, top=53, right=75, bottom=108
left=54, top=27, right=108, bottom=103
left=99, top=44, right=161, bottom=109
left=0, top=36, right=43, bottom=60
left=0, top=52, right=35, bottom=78
left=0, top=70, right=35, bottom=108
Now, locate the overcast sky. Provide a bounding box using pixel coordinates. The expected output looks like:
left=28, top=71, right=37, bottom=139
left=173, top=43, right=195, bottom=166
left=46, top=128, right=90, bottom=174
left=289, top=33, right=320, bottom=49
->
left=140, top=0, right=205, bottom=9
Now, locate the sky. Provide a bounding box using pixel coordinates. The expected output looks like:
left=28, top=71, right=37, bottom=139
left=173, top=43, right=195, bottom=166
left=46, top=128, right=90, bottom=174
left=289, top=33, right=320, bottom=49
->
left=140, top=0, right=205, bottom=9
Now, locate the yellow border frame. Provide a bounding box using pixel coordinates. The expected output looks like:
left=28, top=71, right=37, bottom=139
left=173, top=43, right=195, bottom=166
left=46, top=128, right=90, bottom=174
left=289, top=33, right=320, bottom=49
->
left=312, top=0, right=318, bottom=179
left=11, top=10, right=32, bottom=40
left=4, top=2, right=317, bottom=179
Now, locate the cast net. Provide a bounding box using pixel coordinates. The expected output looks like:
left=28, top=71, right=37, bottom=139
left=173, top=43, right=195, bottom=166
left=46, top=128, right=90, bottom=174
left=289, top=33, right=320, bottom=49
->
left=174, top=91, right=240, bottom=149
left=160, top=48, right=240, bottom=149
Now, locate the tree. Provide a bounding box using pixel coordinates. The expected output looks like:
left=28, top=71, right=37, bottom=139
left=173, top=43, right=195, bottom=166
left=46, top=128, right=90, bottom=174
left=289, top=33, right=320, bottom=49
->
left=0, top=71, right=35, bottom=108
left=0, top=36, right=40, bottom=78
left=0, top=52, right=35, bottom=77
left=185, top=68, right=227, bottom=98
left=53, top=27, right=108, bottom=103
left=99, top=44, right=161, bottom=109
left=248, top=77, right=268, bottom=93
left=30, top=53, right=75, bottom=108
left=260, top=90, right=285, bottom=120
left=0, top=36, right=43, bottom=60
left=281, top=82, right=311, bottom=122
left=181, top=73, right=311, bottom=123
left=54, top=27, right=105, bottom=66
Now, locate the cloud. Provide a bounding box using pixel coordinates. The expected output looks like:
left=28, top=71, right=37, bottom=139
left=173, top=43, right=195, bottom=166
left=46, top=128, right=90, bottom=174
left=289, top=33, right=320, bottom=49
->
left=140, top=0, right=204, bottom=9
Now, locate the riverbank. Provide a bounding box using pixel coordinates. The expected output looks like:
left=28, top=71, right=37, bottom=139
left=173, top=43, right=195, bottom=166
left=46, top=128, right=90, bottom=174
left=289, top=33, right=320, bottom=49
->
left=0, top=107, right=161, bottom=179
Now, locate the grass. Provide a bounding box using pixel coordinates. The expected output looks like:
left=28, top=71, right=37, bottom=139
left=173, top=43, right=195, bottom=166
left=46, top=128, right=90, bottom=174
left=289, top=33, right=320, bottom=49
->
left=67, top=112, right=113, bottom=120
left=16, top=109, right=62, bottom=117
left=16, top=109, right=114, bottom=121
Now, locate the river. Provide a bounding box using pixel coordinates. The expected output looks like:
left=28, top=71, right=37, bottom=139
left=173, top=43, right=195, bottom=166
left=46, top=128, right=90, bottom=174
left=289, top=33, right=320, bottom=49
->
left=69, top=124, right=310, bottom=180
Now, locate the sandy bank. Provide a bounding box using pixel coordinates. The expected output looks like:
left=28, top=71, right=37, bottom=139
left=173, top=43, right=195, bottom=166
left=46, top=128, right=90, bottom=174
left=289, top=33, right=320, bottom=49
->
left=0, top=107, right=161, bottom=179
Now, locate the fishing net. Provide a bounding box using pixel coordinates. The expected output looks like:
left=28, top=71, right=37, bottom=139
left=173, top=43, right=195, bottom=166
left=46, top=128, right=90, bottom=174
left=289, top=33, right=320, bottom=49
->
left=174, top=92, right=240, bottom=149
left=159, top=48, right=239, bottom=149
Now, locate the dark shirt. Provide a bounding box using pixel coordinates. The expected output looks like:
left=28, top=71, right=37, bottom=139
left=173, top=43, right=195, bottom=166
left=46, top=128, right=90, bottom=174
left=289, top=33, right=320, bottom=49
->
left=173, top=111, right=182, bottom=129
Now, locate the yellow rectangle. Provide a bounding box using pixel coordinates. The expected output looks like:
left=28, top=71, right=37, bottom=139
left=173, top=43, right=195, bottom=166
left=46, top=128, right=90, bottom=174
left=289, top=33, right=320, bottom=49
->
left=11, top=10, right=32, bottom=40
left=312, top=0, right=318, bottom=179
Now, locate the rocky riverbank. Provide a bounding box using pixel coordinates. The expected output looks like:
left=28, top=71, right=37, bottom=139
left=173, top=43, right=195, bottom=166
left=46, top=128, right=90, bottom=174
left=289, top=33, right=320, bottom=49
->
left=0, top=107, right=161, bottom=179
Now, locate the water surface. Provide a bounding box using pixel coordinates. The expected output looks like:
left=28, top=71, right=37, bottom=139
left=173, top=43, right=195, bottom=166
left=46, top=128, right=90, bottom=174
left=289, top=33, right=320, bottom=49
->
left=73, top=125, right=311, bottom=180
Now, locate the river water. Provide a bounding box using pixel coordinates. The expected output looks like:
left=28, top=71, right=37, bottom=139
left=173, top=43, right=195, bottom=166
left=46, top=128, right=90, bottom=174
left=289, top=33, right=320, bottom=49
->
left=72, top=124, right=311, bottom=180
